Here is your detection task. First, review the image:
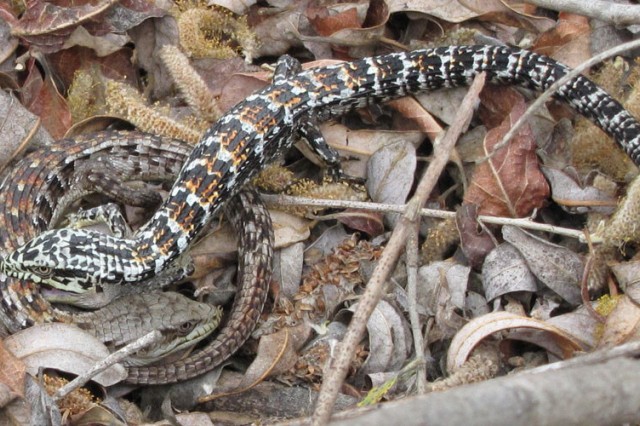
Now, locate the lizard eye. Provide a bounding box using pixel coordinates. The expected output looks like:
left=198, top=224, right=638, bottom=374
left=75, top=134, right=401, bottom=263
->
left=35, top=266, right=53, bottom=277
left=178, top=321, right=195, bottom=335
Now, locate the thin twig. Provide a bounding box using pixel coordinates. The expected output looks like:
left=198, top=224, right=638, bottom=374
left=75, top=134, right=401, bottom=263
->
left=53, top=330, right=162, bottom=401
left=405, top=223, right=427, bottom=393
left=311, top=73, right=487, bottom=425
left=262, top=194, right=589, bottom=241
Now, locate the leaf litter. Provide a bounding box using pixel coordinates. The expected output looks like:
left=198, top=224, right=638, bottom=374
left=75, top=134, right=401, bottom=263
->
left=1, top=0, right=640, bottom=424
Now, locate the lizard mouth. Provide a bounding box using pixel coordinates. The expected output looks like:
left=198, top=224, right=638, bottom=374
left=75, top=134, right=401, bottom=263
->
left=124, top=307, right=223, bottom=367
left=40, top=286, right=118, bottom=309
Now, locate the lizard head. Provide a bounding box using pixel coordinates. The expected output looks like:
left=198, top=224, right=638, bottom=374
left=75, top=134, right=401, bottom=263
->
left=0, top=228, right=129, bottom=293
left=85, top=291, right=224, bottom=366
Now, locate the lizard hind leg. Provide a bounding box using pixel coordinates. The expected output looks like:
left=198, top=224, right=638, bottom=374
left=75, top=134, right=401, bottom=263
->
left=272, top=55, right=354, bottom=181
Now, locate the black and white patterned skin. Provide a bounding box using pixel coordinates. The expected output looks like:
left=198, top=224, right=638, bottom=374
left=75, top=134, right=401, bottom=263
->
left=0, top=132, right=275, bottom=384
left=3, top=45, right=640, bottom=291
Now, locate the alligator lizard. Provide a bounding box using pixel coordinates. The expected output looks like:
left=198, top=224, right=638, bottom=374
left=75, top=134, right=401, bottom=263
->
left=0, top=131, right=273, bottom=383
left=4, top=45, right=640, bottom=294
left=74, top=291, right=222, bottom=367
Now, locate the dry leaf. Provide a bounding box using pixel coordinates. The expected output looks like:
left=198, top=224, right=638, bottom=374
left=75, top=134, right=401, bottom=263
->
left=21, top=58, right=72, bottom=139
left=3, top=323, right=126, bottom=386
left=482, top=243, right=538, bottom=301
left=275, top=242, right=304, bottom=299
left=0, top=341, right=25, bottom=401
left=541, top=166, right=617, bottom=214
left=342, top=300, right=411, bottom=384
left=418, top=261, right=468, bottom=340
left=456, top=204, right=497, bottom=268
left=366, top=140, right=416, bottom=227
left=235, top=323, right=312, bottom=391
left=10, top=0, right=165, bottom=54
left=546, top=306, right=600, bottom=349
left=447, top=311, right=583, bottom=373
left=320, top=123, right=425, bottom=178
left=335, top=209, right=385, bottom=237
left=534, top=13, right=591, bottom=68
left=464, top=100, right=550, bottom=217
left=611, top=261, right=640, bottom=305
left=502, top=225, right=583, bottom=305
left=598, top=295, right=640, bottom=348
left=387, top=0, right=486, bottom=22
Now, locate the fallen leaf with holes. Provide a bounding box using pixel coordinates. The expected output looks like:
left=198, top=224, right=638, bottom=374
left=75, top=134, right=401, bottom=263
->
left=3, top=323, right=126, bottom=386
left=447, top=311, right=584, bottom=373
left=502, top=225, right=583, bottom=305
left=464, top=100, right=550, bottom=217
left=482, top=243, right=538, bottom=301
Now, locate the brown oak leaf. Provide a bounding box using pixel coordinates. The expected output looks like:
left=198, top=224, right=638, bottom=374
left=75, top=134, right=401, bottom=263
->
left=463, top=99, right=550, bottom=217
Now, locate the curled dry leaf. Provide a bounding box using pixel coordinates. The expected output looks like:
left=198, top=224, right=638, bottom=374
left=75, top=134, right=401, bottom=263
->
left=338, top=299, right=411, bottom=385
left=233, top=323, right=312, bottom=393
left=3, top=323, right=126, bottom=387
left=502, top=225, right=583, bottom=305
left=446, top=311, right=584, bottom=373
left=546, top=306, right=600, bottom=350
left=464, top=100, right=550, bottom=218
left=541, top=166, right=617, bottom=214
left=482, top=243, right=538, bottom=302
